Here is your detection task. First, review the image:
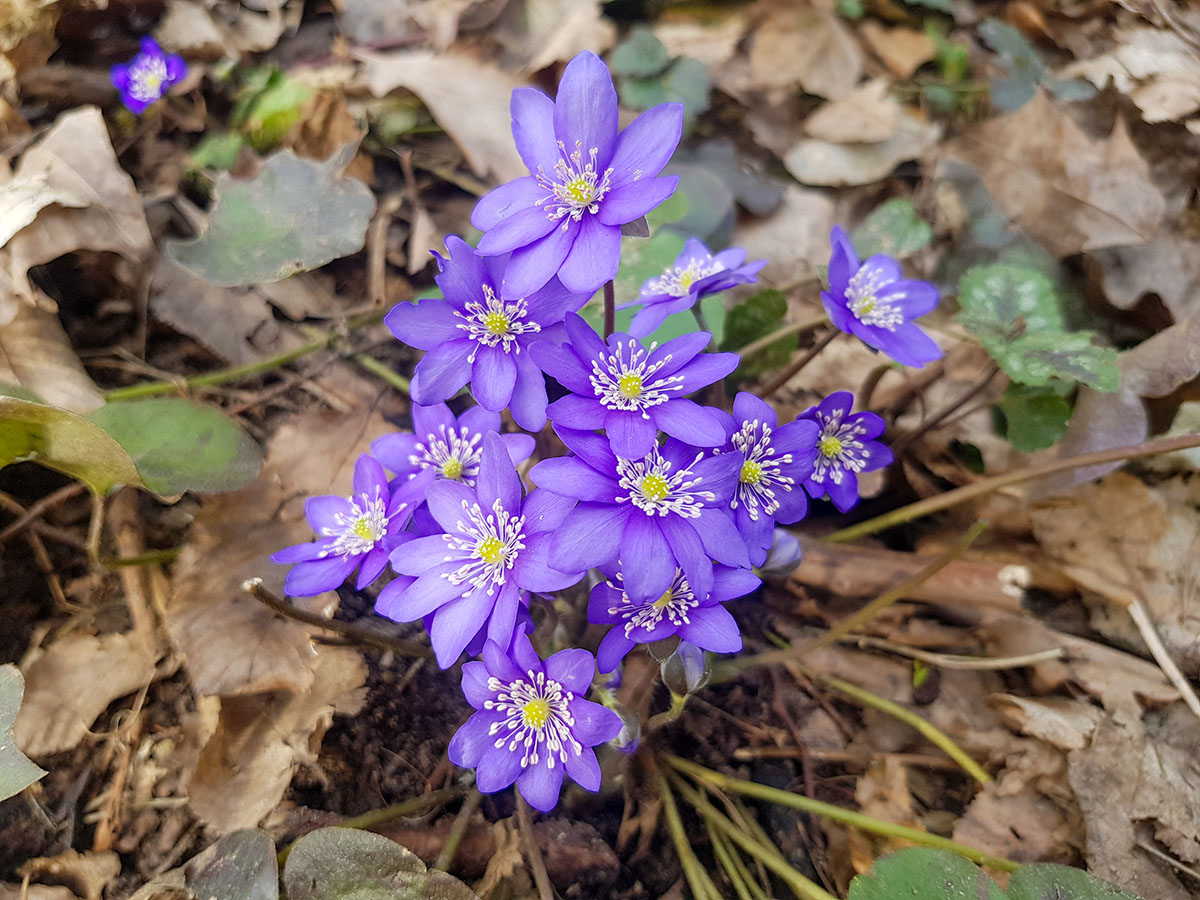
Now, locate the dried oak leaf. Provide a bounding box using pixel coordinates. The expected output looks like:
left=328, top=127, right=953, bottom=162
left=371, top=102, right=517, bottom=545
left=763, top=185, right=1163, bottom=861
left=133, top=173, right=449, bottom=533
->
left=943, top=91, right=1165, bottom=257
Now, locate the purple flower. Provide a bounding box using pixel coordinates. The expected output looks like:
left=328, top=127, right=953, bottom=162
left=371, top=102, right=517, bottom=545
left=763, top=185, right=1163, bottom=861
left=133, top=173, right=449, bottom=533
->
left=531, top=313, right=737, bottom=459
left=620, top=239, right=766, bottom=338
left=386, top=236, right=590, bottom=432
left=377, top=433, right=581, bottom=667
left=717, top=392, right=820, bottom=567
left=471, top=51, right=683, bottom=297
left=530, top=427, right=749, bottom=603
left=761, top=528, right=804, bottom=575
left=588, top=564, right=758, bottom=672
left=271, top=453, right=431, bottom=597
left=448, top=631, right=621, bottom=811
left=110, top=38, right=187, bottom=115
left=798, top=391, right=892, bottom=513
left=822, top=226, right=942, bottom=368
left=371, top=403, right=535, bottom=490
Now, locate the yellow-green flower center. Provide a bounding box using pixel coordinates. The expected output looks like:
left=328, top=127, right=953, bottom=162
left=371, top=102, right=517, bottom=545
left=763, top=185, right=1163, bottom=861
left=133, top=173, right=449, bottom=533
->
left=476, top=536, right=505, bottom=564
left=521, top=697, right=551, bottom=729
left=819, top=435, right=844, bottom=458
left=618, top=372, right=643, bottom=400
left=441, top=457, right=464, bottom=480
left=563, top=175, right=595, bottom=206
left=351, top=515, right=378, bottom=541
left=739, top=460, right=763, bottom=485
left=652, top=589, right=674, bottom=610
left=483, top=310, right=510, bottom=336
left=640, top=473, right=670, bottom=502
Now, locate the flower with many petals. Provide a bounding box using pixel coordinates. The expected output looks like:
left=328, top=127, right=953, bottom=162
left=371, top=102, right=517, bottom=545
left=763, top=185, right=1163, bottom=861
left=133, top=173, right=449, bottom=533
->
left=272, top=453, right=431, bottom=597
left=798, top=391, right=892, bottom=513
left=531, top=313, right=736, bottom=459
left=448, top=632, right=621, bottom=811
left=588, top=564, right=758, bottom=672
left=471, top=51, right=683, bottom=297
left=377, top=433, right=581, bottom=667
left=620, top=239, right=766, bottom=337
left=531, top=428, right=747, bottom=602
left=386, top=236, right=589, bottom=432
left=110, top=38, right=187, bottom=114
left=823, top=226, right=942, bottom=368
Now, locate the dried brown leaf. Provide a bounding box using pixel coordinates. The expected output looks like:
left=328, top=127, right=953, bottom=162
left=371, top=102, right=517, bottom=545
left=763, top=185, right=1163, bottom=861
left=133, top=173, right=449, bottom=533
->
left=731, top=183, right=834, bottom=286
left=746, top=11, right=861, bottom=103
left=0, top=302, right=103, bottom=413
left=859, top=21, right=936, bottom=80
left=18, top=850, right=120, bottom=900
left=803, top=79, right=899, bottom=145
left=653, top=11, right=746, bottom=71
left=989, top=694, right=1101, bottom=751
left=494, top=0, right=615, bottom=74
left=784, top=112, right=940, bottom=187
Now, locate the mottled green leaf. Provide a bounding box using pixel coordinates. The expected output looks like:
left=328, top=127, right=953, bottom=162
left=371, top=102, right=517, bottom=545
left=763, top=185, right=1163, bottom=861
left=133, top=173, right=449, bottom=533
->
left=189, top=830, right=278, bottom=900
left=851, top=198, right=933, bottom=259
left=166, top=146, right=376, bottom=287
left=957, top=263, right=1064, bottom=340
left=721, top=289, right=790, bottom=377
left=233, top=68, right=313, bottom=152
left=995, top=384, right=1072, bottom=452
left=191, top=132, right=246, bottom=171
left=1007, top=863, right=1142, bottom=900
left=985, top=331, right=1119, bottom=392
left=979, top=18, right=1044, bottom=111
left=0, top=665, right=45, bottom=803
left=90, top=398, right=263, bottom=495
left=617, top=75, right=669, bottom=111
left=664, top=56, right=711, bottom=127
left=609, top=27, right=671, bottom=78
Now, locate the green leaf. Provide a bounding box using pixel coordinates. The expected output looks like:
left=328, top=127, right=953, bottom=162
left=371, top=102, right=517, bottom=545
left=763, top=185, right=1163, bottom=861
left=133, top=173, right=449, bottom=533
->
left=0, top=396, right=141, bottom=494
left=721, top=289, right=791, bottom=377
left=166, top=146, right=376, bottom=287
left=0, top=665, right=45, bottom=803
left=979, top=18, right=1045, bottom=111
left=609, top=27, right=671, bottom=78
left=189, top=830, right=278, bottom=900
left=617, top=75, right=669, bottom=111
left=1007, top=863, right=1142, bottom=900
left=851, top=198, right=933, bottom=259
left=89, top=398, right=263, bottom=495
left=232, top=69, right=313, bottom=152
left=191, top=132, right=246, bottom=172
left=995, top=384, right=1072, bottom=452
left=283, top=827, right=478, bottom=900
left=847, top=848, right=1003, bottom=900
left=905, top=0, right=952, bottom=10
left=986, top=331, right=1118, bottom=392
left=957, top=263, right=1065, bottom=340
left=663, top=57, right=711, bottom=126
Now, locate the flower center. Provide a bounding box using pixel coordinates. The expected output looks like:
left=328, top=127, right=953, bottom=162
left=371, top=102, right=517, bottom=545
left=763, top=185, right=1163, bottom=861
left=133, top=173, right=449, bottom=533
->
left=647, top=256, right=726, bottom=298
left=846, top=266, right=904, bottom=330
left=441, top=497, right=527, bottom=595
left=535, top=140, right=615, bottom=225
left=812, top=411, right=872, bottom=486
left=590, top=339, right=684, bottom=415
left=455, top=284, right=540, bottom=360
left=411, top=425, right=483, bottom=486
left=730, top=419, right=795, bottom=521
left=321, top=491, right=392, bottom=559
left=617, top=447, right=714, bottom=519
left=484, top=670, right=582, bottom=768
left=652, top=589, right=674, bottom=610
left=129, top=57, right=169, bottom=102
left=608, top=570, right=700, bottom=638
left=819, top=435, right=844, bottom=458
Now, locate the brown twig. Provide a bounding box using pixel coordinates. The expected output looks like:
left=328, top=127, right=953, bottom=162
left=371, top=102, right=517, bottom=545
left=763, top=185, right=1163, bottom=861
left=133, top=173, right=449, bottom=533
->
left=760, top=328, right=840, bottom=398
left=889, top=360, right=1001, bottom=458
left=0, top=482, right=85, bottom=548
left=516, top=794, right=555, bottom=900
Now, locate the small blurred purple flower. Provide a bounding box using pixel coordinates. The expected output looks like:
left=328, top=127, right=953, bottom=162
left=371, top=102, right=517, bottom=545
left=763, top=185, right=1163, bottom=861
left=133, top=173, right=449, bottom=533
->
left=386, top=236, right=589, bottom=432
left=798, top=391, right=892, bottom=513
left=371, top=403, right=535, bottom=490
left=110, top=38, right=187, bottom=114
left=530, top=427, right=748, bottom=603
left=471, top=51, right=683, bottom=297
left=822, top=226, right=942, bottom=368
left=377, top=433, right=581, bottom=667
left=531, top=313, right=736, bottom=459
left=271, top=453, right=431, bottom=597
left=716, top=392, right=820, bottom=567
left=448, top=631, right=622, bottom=811
left=587, top=564, right=758, bottom=672
left=620, top=239, right=766, bottom=338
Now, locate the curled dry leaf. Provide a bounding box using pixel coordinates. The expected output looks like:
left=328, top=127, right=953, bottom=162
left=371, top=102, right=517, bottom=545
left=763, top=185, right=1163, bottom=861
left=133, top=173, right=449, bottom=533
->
left=745, top=11, right=861, bottom=103
left=803, top=79, right=900, bottom=145
left=653, top=11, right=746, bottom=70
left=784, top=112, right=941, bottom=188
left=494, top=0, right=616, bottom=74
left=18, top=850, right=120, bottom=900
left=0, top=302, right=104, bottom=413
left=859, top=21, right=936, bottom=80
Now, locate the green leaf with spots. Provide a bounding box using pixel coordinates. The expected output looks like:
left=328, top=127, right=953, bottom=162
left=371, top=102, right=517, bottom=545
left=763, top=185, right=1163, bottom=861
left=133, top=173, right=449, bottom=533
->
left=0, top=666, right=45, bottom=803
left=852, top=198, right=933, bottom=260
left=721, top=289, right=791, bottom=377
left=957, top=263, right=1064, bottom=341
left=166, top=145, right=376, bottom=287
left=988, top=331, right=1118, bottom=392
left=191, top=132, right=246, bottom=171
left=994, top=383, right=1072, bottom=452
left=1008, top=864, right=1142, bottom=900
left=617, top=75, right=669, bottom=111
left=663, top=56, right=711, bottom=127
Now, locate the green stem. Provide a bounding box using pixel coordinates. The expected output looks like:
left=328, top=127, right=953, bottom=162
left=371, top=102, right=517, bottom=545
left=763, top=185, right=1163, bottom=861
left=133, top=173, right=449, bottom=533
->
left=103, top=309, right=386, bottom=402
left=654, top=766, right=724, bottom=900
left=667, top=756, right=1017, bottom=872
left=100, top=547, right=181, bottom=568
left=603, top=280, right=616, bottom=340
left=351, top=352, right=411, bottom=394
left=706, top=821, right=757, bottom=900
left=433, top=788, right=482, bottom=872
left=826, top=431, right=1200, bottom=544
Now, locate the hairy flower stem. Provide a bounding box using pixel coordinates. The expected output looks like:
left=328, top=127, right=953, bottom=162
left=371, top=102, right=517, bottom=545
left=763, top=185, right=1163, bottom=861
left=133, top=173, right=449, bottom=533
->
left=760, top=327, right=839, bottom=397
left=603, top=280, right=616, bottom=339
left=691, top=305, right=713, bottom=350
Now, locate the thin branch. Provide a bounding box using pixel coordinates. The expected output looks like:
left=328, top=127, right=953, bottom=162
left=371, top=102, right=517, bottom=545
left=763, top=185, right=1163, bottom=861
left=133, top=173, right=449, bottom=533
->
left=889, top=361, right=1001, bottom=457
left=434, top=788, right=482, bottom=872
left=760, top=328, right=840, bottom=398
left=0, top=482, right=85, bottom=548
left=516, top=794, right=555, bottom=900
left=843, top=635, right=1066, bottom=670
left=734, top=314, right=828, bottom=361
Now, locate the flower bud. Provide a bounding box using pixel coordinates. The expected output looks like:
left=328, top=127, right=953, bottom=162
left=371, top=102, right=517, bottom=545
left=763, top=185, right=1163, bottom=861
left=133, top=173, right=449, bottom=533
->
left=609, top=703, right=642, bottom=754
left=660, top=640, right=710, bottom=697
left=759, top=528, right=803, bottom=576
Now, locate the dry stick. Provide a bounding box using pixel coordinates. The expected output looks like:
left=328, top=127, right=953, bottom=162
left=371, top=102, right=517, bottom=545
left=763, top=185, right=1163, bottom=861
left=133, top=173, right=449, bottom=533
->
left=889, top=361, right=1001, bottom=458
left=242, top=578, right=431, bottom=658
left=433, top=788, right=483, bottom=873
left=826, top=431, right=1200, bottom=544
left=603, top=280, right=616, bottom=340
left=667, top=756, right=1019, bottom=873
left=842, top=635, right=1065, bottom=670
left=760, top=328, right=840, bottom=398
left=0, top=481, right=85, bottom=548
left=734, top=314, right=828, bottom=361
left=516, top=794, right=555, bottom=900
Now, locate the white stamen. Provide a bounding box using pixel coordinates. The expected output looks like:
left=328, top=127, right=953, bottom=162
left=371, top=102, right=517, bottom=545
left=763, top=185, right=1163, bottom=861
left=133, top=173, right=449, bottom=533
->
left=589, top=338, right=684, bottom=416
left=730, top=419, right=795, bottom=521
left=440, top=498, right=526, bottom=595
left=811, top=409, right=872, bottom=486
left=483, top=670, right=581, bottom=768
left=535, top=140, right=614, bottom=226
left=455, top=284, right=540, bottom=362
left=606, top=569, right=700, bottom=639
left=410, top=425, right=484, bottom=486
left=616, top=446, right=714, bottom=519
left=128, top=56, right=169, bottom=102
left=647, top=255, right=726, bottom=298
left=320, top=489, right=394, bottom=559
left=846, top=264, right=904, bottom=330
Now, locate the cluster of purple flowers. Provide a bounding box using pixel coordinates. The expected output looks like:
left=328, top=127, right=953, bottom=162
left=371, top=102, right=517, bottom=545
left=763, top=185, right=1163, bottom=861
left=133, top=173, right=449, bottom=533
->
left=273, top=50, right=939, bottom=812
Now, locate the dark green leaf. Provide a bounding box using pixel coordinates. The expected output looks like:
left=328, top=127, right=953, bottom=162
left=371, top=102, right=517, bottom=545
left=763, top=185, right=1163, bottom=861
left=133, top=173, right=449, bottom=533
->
left=721, top=289, right=791, bottom=377
left=979, top=18, right=1045, bottom=111
left=166, top=146, right=376, bottom=287
left=1007, top=863, right=1142, bottom=900
left=191, top=132, right=246, bottom=171
left=905, top=0, right=952, bottom=10
left=851, top=198, right=933, bottom=259
left=847, top=848, right=1005, bottom=900
left=664, top=57, right=711, bottom=126
left=283, top=827, right=477, bottom=900
left=90, top=398, right=263, bottom=495
left=609, top=27, right=671, bottom=78
left=617, top=75, right=669, bottom=111
left=995, top=384, right=1072, bottom=452
left=0, top=665, right=46, bottom=803
left=189, top=830, right=278, bottom=900
left=233, top=69, right=313, bottom=152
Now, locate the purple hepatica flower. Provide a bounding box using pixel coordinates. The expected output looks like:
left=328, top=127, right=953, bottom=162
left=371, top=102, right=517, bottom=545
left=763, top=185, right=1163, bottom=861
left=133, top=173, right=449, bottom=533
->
left=378, top=433, right=581, bottom=667
left=371, top=403, right=535, bottom=490
left=110, top=38, right=187, bottom=115
left=823, top=226, right=942, bottom=368
left=271, top=453, right=432, bottom=597
left=448, top=631, right=621, bottom=812
left=716, top=392, right=820, bottom=567
left=531, top=427, right=748, bottom=603
left=798, top=391, right=892, bottom=513
left=386, top=236, right=590, bottom=432
left=471, top=51, right=683, bottom=297
left=620, top=239, right=767, bottom=338
left=588, top=563, right=759, bottom=673
left=531, top=313, right=736, bottom=459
